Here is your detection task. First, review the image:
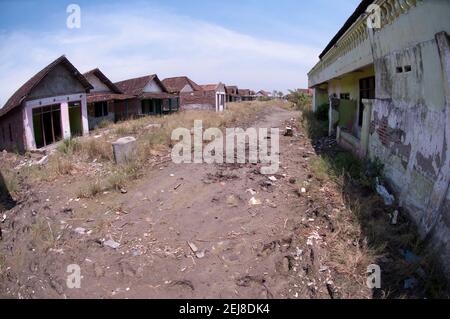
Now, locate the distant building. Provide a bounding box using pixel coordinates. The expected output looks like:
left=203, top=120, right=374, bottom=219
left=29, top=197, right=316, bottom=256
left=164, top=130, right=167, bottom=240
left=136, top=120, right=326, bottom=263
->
left=238, top=89, right=255, bottom=101
left=226, top=86, right=241, bottom=102
left=83, top=68, right=134, bottom=129
left=181, top=83, right=227, bottom=112
left=162, top=76, right=203, bottom=109
left=114, top=74, right=178, bottom=118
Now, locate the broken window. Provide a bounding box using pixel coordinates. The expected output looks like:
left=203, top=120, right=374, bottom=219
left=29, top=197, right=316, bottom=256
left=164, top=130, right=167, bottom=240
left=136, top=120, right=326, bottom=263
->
left=340, top=93, right=350, bottom=100
left=32, top=104, right=62, bottom=148
left=94, top=101, right=108, bottom=118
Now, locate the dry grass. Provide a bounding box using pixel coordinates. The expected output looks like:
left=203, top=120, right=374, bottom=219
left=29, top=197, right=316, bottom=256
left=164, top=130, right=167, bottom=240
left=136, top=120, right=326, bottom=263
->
left=301, top=111, right=448, bottom=298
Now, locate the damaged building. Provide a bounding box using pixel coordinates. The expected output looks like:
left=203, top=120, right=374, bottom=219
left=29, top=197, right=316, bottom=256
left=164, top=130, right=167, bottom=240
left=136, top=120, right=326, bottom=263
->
left=226, top=86, right=241, bottom=102
left=0, top=55, right=93, bottom=152
left=308, top=0, right=450, bottom=275
left=162, top=76, right=202, bottom=110
left=181, top=83, right=227, bottom=112
left=114, top=74, right=178, bottom=117
left=83, top=68, right=134, bottom=128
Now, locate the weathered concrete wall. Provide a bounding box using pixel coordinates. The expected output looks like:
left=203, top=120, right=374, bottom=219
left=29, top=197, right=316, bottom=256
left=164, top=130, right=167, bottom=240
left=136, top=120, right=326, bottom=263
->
left=369, top=31, right=450, bottom=275
left=28, top=64, right=87, bottom=101
left=87, top=101, right=115, bottom=129
left=180, top=91, right=216, bottom=111
left=114, top=99, right=141, bottom=121
left=0, top=107, right=25, bottom=152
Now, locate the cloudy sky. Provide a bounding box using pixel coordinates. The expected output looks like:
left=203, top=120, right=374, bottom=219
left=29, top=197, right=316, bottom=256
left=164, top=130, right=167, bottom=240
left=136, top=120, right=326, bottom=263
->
left=0, top=0, right=360, bottom=106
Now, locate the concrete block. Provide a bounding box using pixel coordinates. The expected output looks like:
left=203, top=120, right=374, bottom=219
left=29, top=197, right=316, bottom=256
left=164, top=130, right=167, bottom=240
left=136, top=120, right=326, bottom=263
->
left=112, top=136, right=137, bottom=165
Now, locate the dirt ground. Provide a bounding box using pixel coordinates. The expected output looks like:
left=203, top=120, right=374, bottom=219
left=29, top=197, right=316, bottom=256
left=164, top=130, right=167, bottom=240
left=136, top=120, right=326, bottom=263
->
left=0, top=106, right=378, bottom=299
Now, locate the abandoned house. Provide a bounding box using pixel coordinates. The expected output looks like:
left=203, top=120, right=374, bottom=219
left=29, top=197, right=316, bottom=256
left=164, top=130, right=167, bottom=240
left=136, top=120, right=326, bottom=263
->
left=181, top=83, right=227, bottom=111
left=0, top=55, right=93, bottom=152
left=114, top=74, right=178, bottom=117
left=239, top=89, right=256, bottom=101
left=161, top=76, right=202, bottom=109
left=308, top=0, right=450, bottom=275
left=83, top=68, right=134, bottom=129
left=255, top=90, right=271, bottom=99
left=226, top=86, right=241, bottom=102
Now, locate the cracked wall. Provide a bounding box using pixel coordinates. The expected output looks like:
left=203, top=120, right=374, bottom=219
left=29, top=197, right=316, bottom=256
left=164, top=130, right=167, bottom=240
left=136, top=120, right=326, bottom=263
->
left=369, top=32, right=450, bottom=275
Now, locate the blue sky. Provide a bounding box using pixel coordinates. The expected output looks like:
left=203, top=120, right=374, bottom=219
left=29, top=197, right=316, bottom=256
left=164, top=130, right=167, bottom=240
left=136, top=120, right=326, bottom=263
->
left=0, top=0, right=360, bottom=106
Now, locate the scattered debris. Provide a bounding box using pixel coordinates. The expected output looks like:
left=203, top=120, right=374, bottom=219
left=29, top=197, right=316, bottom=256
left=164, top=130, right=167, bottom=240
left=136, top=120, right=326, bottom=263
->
left=284, top=127, right=294, bottom=137
left=104, top=239, right=121, bottom=249
left=195, top=250, right=206, bottom=259
left=36, top=155, right=49, bottom=166
left=391, top=210, right=399, bottom=225
left=376, top=178, right=395, bottom=205
left=249, top=197, right=262, bottom=206
left=120, top=188, right=128, bottom=194
left=174, top=184, right=182, bottom=190
left=74, top=227, right=86, bottom=235
left=188, top=242, right=198, bottom=253
left=268, top=176, right=277, bottom=182
left=246, top=188, right=257, bottom=196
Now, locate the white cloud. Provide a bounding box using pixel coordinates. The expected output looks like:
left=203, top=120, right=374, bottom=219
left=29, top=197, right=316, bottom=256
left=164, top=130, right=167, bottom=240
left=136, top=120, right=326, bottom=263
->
left=0, top=4, right=321, bottom=107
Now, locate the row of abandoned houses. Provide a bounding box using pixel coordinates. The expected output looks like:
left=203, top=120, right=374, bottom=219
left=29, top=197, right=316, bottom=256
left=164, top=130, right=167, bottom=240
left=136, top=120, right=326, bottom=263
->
left=0, top=57, right=269, bottom=152
left=308, top=0, right=450, bottom=277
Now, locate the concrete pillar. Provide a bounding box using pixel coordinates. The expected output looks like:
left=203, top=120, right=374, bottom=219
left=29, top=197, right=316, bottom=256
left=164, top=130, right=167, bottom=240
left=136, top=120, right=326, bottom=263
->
left=81, top=95, right=89, bottom=136
left=23, top=105, right=36, bottom=150
left=360, top=98, right=374, bottom=158
left=60, top=102, right=71, bottom=140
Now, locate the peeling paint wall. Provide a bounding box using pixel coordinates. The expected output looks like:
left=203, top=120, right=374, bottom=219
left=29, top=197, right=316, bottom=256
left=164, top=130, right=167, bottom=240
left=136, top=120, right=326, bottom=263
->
left=369, top=27, right=450, bottom=276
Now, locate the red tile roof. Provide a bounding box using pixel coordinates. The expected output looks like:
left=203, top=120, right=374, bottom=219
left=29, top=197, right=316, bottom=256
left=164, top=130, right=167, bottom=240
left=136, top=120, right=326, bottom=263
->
left=0, top=55, right=93, bottom=118
left=162, top=76, right=202, bottom=94
left=114, top=74, right=169, bottom=96
left=200, top=84, right=219, bottom=91
left=140, top=92, right=177, bottom=100
left=86, top=92, right=135, bottom=104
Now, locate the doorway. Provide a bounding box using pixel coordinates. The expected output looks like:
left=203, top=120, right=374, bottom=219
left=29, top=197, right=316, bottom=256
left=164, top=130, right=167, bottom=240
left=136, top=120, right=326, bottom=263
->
left=359, top=76, right=375, bottom=126
left=32, top=105, right=62, bottom=149
left=69, top=101, right=83, bottom=137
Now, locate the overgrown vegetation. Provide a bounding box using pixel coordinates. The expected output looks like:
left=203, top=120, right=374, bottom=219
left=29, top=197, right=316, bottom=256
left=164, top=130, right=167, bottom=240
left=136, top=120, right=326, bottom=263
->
left=1, top=100, right=278, bottom=199
left=300, top=109, right=448, bottom=298
left=287, top=90, right=312, bottom=111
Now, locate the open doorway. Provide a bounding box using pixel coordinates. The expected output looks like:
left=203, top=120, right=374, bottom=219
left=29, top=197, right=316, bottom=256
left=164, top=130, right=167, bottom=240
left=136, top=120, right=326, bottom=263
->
left=69, top=101, right=83, bottom=137
left=32, top=105, right=62, bottom=149
left=359, top=76, right=375, bottom=126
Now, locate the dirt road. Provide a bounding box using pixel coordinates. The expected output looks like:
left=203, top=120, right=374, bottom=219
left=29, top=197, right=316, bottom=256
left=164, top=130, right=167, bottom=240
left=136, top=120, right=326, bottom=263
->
left=0, top=106, right=372, bottom=299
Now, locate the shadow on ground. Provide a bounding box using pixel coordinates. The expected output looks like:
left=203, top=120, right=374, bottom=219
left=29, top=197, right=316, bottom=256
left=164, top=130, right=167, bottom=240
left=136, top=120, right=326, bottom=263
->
left=0, top=171, right=16, bottom=212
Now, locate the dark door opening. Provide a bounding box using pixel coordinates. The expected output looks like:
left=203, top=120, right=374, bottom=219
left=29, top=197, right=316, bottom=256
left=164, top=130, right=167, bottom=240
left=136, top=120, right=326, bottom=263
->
left=32, top=105, right=62, bottom=148
left=69, top=101, right=83, bottom=137
left=142, top=99, right=162, bottom=115
left=359, top=76, right=375, bottom=126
